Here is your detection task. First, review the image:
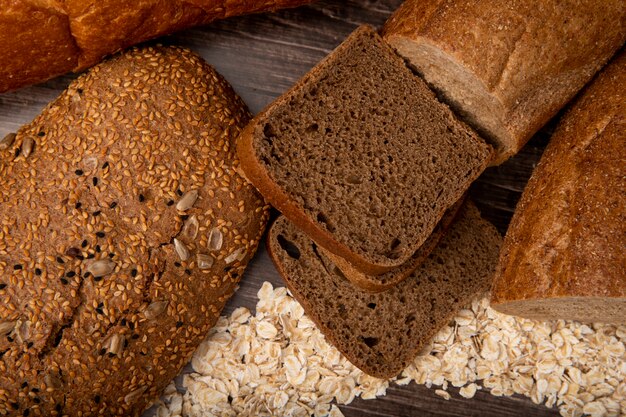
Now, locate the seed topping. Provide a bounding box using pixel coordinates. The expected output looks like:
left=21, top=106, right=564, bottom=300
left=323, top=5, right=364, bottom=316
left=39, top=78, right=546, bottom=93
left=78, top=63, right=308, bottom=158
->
left=86, top=260, right=116, bottom=278
left=173, top=238, right=190, bottom=261
left=0, top=132, right=16, bottom=150
left=176, top=189, right=198, bottom=211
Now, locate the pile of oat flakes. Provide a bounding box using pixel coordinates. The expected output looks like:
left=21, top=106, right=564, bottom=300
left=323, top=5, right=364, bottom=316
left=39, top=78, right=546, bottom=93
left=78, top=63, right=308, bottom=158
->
left=156, top=282, right=626, bottom=417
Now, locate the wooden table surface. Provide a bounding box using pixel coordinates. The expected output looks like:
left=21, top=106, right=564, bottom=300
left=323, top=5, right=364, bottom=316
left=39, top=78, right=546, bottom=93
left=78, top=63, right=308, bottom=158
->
left=0, top=1, right=562, bottom=416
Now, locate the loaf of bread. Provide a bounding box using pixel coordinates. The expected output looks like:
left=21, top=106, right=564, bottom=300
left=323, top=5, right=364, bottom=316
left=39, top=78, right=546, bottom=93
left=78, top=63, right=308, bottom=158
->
left=490, top=52, right=625, bottom=324
left=237, top=25, right=492, bottom=275
left=0, top=0, right=313, bottom=93
left=382, top=0, right=626, bottom=164
left=0, top=46, right=269, bottom=416
left=268, top=201, right=501, bottom=378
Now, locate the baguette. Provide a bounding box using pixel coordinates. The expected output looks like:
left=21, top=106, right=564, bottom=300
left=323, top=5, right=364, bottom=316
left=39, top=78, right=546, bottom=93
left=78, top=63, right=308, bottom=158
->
left=0, top=0, right=313, bottom=93
left=382, top=0, right=626, bottom=164
left=490, top=52, right=625, bottom=324
left=0, top=46, right=269, bottom=416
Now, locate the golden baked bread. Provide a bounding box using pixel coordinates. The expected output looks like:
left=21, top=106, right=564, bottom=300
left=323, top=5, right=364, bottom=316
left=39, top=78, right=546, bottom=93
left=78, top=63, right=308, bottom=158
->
left=383, top=0, right=625, bottom=164
left=0, top=0, right=314, bottom=92
left=491, top=52, right=625, bottom=324
left=0, top=46, right=269, bottom=416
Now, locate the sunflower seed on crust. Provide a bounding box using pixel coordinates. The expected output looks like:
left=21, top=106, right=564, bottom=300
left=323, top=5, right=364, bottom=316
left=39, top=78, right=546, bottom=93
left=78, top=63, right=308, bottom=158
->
left=143, top=300, right=168, bottom=320
left=87, top=260, right=116, bottom=277
left=0, top=320, right=16, bottom=335
left=22, top=136, right=35, bottom=158
left=197, top=253, right=214, bottom=270
left=125, top=386, right=147, bottom=404
left=176, top=190, right=198, bottom=211
left=224, top=247, right=246, bottom=264
left=183, top=215, right=199, bottom=240
left=104, top=333, right=125, bottom=356
left=0, top=132, right=16, bottom=150
left=208, top=227, right=223, bottom=251
left=44, top=374, right=63, bottom=390
left=174, top=238, right=190, bottom=261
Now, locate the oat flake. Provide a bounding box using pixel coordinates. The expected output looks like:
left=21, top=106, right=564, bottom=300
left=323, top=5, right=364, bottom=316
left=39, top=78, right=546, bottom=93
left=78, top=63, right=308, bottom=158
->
left=156, top=282, right=626, bottom=417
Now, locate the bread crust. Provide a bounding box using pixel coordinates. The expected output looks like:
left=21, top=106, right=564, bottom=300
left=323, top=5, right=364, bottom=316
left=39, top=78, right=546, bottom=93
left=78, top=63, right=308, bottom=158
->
left=0, top=0, right=314, bottom=92
left=490, top=52, right=626, bottom=324
left=383, top=0, right=626, bottom=164
left=0, top=46, right=269, bottom=416
left=322, top=196, right=465, bottom=292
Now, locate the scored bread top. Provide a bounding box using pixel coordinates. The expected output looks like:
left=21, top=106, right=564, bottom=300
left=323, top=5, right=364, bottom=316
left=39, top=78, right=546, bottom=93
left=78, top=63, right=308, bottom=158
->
left=267, top=201, right=502, bottom=378
left=0, top=46, right=269, bottom=416
left=238, top=25, right=492, bottom=275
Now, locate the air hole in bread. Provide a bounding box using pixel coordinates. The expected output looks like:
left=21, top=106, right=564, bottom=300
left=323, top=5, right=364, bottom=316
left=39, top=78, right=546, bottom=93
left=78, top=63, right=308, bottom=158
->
left=263, top=123, right=276, bottom=141
left=361, top=336, right=379, bottom=348
left=276, top=234, right=301, bottom=260
left=367, top=302, right=376, bottom=309
left=405, top=314, right=415, bottom=324
left=386, top=238, right=403, bottom=259
left=316, top=212, right=335, bottom=232
left=305, top=123, right=318, bottom=133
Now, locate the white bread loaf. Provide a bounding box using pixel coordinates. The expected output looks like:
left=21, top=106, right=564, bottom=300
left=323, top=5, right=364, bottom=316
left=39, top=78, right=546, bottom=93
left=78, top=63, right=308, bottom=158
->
left=490, top=51, right=625, bottom=324
left=383, top=0, right=625, bottom=164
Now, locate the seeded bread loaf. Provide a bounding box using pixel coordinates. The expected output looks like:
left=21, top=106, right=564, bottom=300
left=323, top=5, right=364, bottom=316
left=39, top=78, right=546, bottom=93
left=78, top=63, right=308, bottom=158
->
left=382, top=0, right=626, bottom=164
left=490, top=52, right=625, bottom=324
left=238, top=25, right=493, bottom=275
left=268, top=201, right=501, bottom=378
left=0, top=46, right=269, bottom=416
left=0, top=0, right=314, bottom=93
left=322, top=197, right=465, bottom=293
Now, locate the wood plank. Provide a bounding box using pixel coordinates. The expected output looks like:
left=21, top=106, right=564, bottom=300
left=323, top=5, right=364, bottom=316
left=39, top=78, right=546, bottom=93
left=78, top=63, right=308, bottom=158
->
left=0, top=1, right=562, bottom=416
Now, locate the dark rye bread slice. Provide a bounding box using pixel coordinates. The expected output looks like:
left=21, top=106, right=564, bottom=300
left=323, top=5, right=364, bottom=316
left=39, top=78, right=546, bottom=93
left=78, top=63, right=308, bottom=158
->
left=238, top=25, right=493, bottom=275
left=267, top=201, right=502, bottom=378
left=322, top=197, right=465, bottom=293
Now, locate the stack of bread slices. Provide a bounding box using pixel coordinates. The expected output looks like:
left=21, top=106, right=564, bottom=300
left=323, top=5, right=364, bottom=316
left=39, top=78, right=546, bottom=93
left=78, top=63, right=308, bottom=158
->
left=236, top=1, right=624, bottom=378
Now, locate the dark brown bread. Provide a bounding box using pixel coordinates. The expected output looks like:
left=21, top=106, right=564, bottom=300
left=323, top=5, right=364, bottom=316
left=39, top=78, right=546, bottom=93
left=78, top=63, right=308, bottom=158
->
left=383, top=0, right=626, bottom=164
left=0, top=46, right=269, bottom=416
left=238, top=25, right=493, bottom=275
left=491, top=52, right=625, bottom=324
left=322, top=197, right=465, bottom=293
left=0, top=0, right=314, bottom=92
left=267, top=201, right=502, bottom=378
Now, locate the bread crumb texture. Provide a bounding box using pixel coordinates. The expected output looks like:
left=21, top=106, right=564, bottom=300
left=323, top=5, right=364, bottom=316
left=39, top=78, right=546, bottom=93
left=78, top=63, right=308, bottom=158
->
left=156, top=282, right=626, bottom=417
left=0, top=46, right=269, bottom=416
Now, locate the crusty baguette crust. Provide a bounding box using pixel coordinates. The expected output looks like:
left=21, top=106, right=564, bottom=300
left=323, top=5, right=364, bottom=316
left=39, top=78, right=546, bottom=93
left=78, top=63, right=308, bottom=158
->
left=322, top=196, right=466, bottom=292
left=490, top=51, right=626, bottom=324
left=0, top=0, right=314, bottom=92
left=382, top=0, right=626, bottom=165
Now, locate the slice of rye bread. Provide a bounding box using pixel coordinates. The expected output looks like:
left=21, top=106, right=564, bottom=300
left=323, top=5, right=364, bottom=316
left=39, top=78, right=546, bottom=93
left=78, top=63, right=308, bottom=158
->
left=322, top=196, right=465, bottom=293
left=237, top=25, right=493, bottom=276
left=267, top=201, right=502, bottom=378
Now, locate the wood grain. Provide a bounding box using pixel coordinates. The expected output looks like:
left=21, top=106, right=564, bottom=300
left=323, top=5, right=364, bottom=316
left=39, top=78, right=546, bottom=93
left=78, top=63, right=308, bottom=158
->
left=0, top=1, right=562, bottom=416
